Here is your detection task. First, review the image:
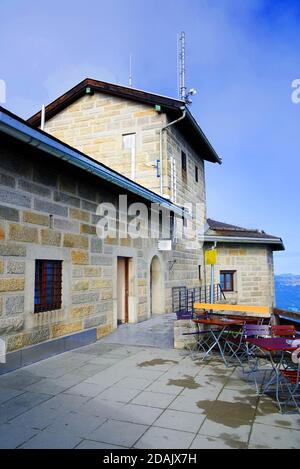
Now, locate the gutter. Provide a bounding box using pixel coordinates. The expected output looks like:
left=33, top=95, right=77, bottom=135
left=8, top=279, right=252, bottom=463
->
left=203, top=234, right=284, bottom=248
left=159, top=108, right=186, bottom=197
left=0, top=109, right=184, bottom=217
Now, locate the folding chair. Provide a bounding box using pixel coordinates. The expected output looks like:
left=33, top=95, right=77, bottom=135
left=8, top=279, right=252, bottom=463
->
left=271, top=325, right=296, bottom=339
left=277, top=360, right=300, bottom=413
left=177, top=314, right=209, bottom=359
left=241, top=324, right=271, bottom=393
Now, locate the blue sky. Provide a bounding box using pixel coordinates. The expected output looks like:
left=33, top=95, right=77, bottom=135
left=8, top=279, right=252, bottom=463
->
left=1, top=0, right=299, bottom=274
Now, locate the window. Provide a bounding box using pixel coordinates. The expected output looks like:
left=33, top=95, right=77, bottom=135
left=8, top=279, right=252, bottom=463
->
left=198, top=265, right=202, bottom=281
left=122, top=133, right=136, bottom=180
left=220, top=270, right=236, bottom=292
left=195, top=166, right=199, bottom=182
left=34, top=260, right=62, bottom=313
left=181, top=151, right=187, bottom=183
left=170, top=213, right=175, bottom=239
left=122, top=133, right=136, bottom=151
left=181, top=151, right=187, bottom=172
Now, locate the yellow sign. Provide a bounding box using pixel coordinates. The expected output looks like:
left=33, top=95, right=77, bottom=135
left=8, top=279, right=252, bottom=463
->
left=205, top=249, right=217, bottom=265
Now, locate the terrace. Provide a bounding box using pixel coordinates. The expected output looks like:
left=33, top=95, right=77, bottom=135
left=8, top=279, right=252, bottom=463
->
left=0, top=315, right=299, bottom=449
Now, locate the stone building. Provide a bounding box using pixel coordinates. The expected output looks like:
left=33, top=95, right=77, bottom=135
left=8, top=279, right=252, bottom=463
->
left=0, top=79, right=284, bottom=370
left=204, top=219, right=284, bottom=306
left=28, top=79, right=222, bottom=312
left=0, top=102, right=216, bottom=372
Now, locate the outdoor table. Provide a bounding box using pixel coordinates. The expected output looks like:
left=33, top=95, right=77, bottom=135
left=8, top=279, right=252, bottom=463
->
left=244, top=337, right=297, bottom=398
left=193, top=317, right=244, bottom=366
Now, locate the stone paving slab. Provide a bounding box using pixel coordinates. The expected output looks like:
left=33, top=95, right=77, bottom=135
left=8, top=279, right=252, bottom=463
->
left=134, top=426, right=195, bottom=449
left=0, top=338, right=299, bottom=449
left=20, top=429, right=82, bottom=449
left=89, top=419, right=148, bottom=447
left=46, top=411, right=106, bottom=438
left=153, top=409, right=206, bottom=433
left=100, top=313, right=175, bottom=348
left=0, top=423, right=37, bottom=449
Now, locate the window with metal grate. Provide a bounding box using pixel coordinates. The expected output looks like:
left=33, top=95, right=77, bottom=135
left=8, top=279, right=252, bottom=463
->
left=34, top=260, right=62, bottom=313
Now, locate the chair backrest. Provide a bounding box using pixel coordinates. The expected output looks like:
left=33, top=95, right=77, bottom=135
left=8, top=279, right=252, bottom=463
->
left=176, top=310, right=208, bottom=320
left=271, top=325, right=296, bottom=338
left=176, top=311, right=193, bottom=320
left=244, top=324, right=270, bottom=338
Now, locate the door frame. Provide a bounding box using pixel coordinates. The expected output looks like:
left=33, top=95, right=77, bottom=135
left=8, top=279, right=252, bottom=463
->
left=113, top=248, right=137, bottom=329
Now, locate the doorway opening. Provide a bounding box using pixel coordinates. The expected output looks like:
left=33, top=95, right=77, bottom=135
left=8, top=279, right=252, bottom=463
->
left=117, top=257, right=130, bottom=325
left=150, top=255, right=164, bottom=315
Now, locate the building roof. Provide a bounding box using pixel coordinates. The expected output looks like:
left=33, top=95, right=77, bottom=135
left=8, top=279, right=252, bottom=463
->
left=0, top=105, right=184, bottom=217
left=27, top=78, right=221, bottom=164
left=205, top=218, right=284, bottom=251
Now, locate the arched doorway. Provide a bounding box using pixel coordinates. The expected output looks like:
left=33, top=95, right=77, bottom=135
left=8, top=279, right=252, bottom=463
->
left=150, top=256, right=164, bottom=315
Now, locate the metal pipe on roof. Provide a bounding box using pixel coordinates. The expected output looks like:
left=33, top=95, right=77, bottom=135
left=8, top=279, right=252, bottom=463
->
left=40, top=105, right=45, bottom=130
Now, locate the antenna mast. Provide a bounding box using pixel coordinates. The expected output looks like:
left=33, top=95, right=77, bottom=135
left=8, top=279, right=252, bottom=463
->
left=129, top=54, right=133, bottom=87
left=177, top=31, right=197, bottom=104
left=178, top=32, right=186, bottom=101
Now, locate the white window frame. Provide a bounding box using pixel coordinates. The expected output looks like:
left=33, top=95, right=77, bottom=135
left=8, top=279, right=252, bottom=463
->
left=122, top=133, right=136, bottom=180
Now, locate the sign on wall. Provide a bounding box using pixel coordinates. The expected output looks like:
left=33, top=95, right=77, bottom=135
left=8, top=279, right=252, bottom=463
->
left=205, top=249, right=217, bottom=265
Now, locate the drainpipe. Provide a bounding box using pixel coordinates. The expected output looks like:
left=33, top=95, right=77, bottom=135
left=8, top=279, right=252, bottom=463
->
left=159, top=107, right=186, bottom=197
left=210, top=241, right=217, bottom=304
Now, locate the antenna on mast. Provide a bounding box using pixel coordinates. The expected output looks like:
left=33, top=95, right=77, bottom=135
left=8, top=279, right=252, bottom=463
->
left=178, top=31, right=186, bottom=101
left=129, top=54, right=133, bottom=87
left=177, top=31, right=197, bottom=105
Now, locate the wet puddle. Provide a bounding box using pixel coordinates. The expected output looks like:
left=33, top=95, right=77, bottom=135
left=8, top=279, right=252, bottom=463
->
left=196, top=399, right=256, bottom=427
left=167, top=374, right=201, bottom=389
left=137, top=358, right=178, bottom=368
left=218, top=433, right=248, bottom=449
left=274, top=420, right=292, bottom=428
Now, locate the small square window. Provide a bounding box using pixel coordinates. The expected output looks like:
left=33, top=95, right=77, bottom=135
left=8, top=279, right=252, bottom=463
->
left=34, top=260, right=62, bottom=313
left=122, top=133, right=136, bottom=151
left=195, top=166, right=199, bottom=182
left=220, top=270, right=236, bottom=292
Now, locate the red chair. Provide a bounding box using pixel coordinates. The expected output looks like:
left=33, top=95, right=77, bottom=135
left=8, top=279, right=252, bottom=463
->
left=271, top=325, right=296, bottom=339
left=278, top=364, right=300, bottom=413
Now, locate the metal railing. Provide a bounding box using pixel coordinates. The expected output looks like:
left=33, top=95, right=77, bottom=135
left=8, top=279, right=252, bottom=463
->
left=172, top=284, right=226, bottom=318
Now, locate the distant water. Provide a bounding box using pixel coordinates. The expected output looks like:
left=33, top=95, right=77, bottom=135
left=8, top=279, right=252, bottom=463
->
left=275, top=274, right=300, bottom=312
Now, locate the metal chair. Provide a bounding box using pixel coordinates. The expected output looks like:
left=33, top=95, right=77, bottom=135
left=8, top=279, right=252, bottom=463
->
left=177, top=313, right=210, bottom=359
left=240, top=324, right=271, bottom=393
left=277, top=360, right=300, bottom=413
left=271, top=325, right=296, bottom=339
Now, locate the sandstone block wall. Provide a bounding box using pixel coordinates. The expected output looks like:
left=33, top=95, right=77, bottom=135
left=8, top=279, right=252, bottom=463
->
left=204, top=243, right=275, bottom=306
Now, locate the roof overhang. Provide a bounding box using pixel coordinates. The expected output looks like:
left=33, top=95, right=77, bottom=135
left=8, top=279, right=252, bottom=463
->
left=0, top=107, right=184, bottom=217
left=203, top=234, right=285, bottom=251
left=27, top=78, right=222, bottom=165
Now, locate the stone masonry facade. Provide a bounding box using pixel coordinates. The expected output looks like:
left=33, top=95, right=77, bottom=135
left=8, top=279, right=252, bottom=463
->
left=0, top=135, right=181, bottom=353
left=204, top=243, right=275, bottom=306
left=42, top=92, right=208, bottom=309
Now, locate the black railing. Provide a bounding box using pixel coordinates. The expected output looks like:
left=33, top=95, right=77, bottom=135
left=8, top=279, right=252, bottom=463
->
left=172, top=284, right=226, bottom=318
